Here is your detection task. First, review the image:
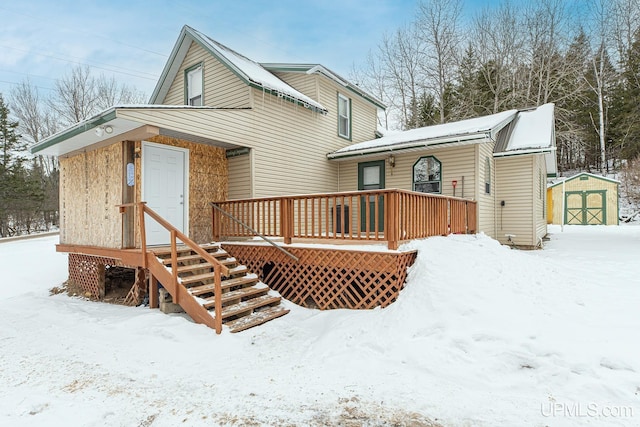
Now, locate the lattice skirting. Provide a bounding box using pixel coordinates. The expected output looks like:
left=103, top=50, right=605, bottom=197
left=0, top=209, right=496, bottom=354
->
left=222, top=244, right=417, bottom=310
left=68, top=253, right=129, bottom=298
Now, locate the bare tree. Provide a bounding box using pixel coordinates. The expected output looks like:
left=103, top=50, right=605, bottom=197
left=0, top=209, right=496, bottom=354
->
left=612, top=0, right=640, bottom=63
left=522, top=0, right=573, bottom=105
left=48, top=65, right=147, bottom=126
left=96, top=75, right=147, bottom=111
left=48, top=65, right=98, bottom=125
left=586, top=0, right=616, bottom=173
left=10, top=80, right=59, bottom=173
left=377, top=25, right=427, bottom=129
left=472, top=2, right=526, bottom=113
left=350, top=51, right=395, bottom=130
left=416, top=0, right=463, bottom=123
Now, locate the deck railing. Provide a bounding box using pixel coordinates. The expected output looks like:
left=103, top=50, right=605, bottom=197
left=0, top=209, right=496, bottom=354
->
left=212, top=189, right=477, bottom=250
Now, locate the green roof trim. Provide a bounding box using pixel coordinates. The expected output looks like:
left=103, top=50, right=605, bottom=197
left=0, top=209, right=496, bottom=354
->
left=30, top=110, right=117, bottom=154
left=548, top=172, right=620, bottom=188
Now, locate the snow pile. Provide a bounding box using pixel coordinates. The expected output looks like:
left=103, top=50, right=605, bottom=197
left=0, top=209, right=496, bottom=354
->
left=1, top=227, right=639, bottom=426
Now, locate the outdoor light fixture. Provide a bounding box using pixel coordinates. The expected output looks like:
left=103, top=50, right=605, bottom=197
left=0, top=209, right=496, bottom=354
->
left=95, top=125, right=114, bottom=137
left=387, top=154, right=396, bottom=168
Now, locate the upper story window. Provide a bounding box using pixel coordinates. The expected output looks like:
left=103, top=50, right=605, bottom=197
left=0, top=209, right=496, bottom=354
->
left=186, top=64, right=203, bottom=106
left=413, top=156, right=441, bottom=194
left=338, top=93, right=351, bottom=139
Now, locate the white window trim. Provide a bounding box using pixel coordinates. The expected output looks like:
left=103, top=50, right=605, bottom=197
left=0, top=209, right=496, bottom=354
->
left=186, top=65, right=203, bottom=106
left=338, top=93, right=350, bottom=139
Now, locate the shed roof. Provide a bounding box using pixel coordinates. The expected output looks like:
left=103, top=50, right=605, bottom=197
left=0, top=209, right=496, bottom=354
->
left=548, top=172, right=620, bottom=188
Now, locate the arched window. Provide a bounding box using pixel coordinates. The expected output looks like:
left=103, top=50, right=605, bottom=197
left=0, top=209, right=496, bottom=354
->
left=413, top=156, right=441, bottom=194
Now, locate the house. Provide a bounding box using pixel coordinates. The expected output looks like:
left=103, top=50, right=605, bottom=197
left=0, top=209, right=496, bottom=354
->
left=29, top=25, right=553, bottom=333
left=328, top=103, right=557, bottom=249
left=547, top=172, right=619, bottom=225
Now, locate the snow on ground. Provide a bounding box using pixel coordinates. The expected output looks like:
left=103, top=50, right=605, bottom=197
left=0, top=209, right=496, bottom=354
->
left=1, top=227, right=639, bottom=426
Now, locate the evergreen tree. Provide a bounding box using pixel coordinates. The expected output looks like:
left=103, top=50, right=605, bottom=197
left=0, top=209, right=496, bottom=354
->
left=610, top=29, right=640, bottom=161
left=0, top=94, right=43, bottom=236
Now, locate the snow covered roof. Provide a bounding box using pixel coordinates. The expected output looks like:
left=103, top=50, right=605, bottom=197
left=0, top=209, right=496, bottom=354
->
left=329, top=104, right=558, bottom=175
left=493, top=103, right=557, bottom=175
left=150, top=26, right=327, bottom=113
left=261, top=63, right=386, bottom=109
left=328, top=109, right=518, bottom=160
left=494, top=103, right=555, bottom=155
left=548, top=172, right=620, bottom=188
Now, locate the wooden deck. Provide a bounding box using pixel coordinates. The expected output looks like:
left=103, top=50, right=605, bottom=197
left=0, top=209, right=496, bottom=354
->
left=212, top=189, right=477, bottom=250
left=56, top=189, right=477, bottom=333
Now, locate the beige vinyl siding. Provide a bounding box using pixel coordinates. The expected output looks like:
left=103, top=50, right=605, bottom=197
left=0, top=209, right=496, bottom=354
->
left=314, top=78, right=377, bottom=144
left=337, top=144, right=478, bottom=198
left=477, top=142, right=496, bottom=238
left=248, top=91, right=339, bottom=196
left=116, top=109, right=254, bottom=146
left=495, top=155, right=535, bottom=247
left=534, top=154, right=548, bottom=242
left=273, top=72, right=319, bottom=101
left=228, top=153, right=252, bottom=199
left=549, top=174, right=619, bottom=225
left=246, top=77, right=378, bottom=197
left=163, top=41, right=250, bottom=108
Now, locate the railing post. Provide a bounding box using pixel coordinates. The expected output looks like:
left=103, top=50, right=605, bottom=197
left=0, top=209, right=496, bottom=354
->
left=281, top=198, right=292, bottom=245
left=138, top=202, right=147, bottom=268
left=149, top=275, right=159, bottom=309
left=214, top=268, right=222, bottom=334
left=170, top=229, right=178, bottom=304
left=385, top=191, right=399, bottom=250
left=212, top=203, right=220, bottom=242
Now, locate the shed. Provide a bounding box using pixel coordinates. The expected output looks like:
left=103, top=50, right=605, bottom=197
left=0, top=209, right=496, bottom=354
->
left=547, top=172, right=619, bottom=225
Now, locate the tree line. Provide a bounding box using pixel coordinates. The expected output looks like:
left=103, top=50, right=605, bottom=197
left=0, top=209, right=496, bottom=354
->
left=0, top=66, right=145, bottom=237
left=351, top=0, right=640, bottom=175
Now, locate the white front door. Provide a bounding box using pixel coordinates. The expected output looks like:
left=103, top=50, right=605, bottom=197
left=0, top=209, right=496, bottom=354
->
left=142, top=142, right=188, bottom=245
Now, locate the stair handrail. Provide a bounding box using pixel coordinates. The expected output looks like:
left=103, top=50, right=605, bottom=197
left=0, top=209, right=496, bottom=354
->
left=120, top=202, right=229, bottom=333
left=210, top=202, right=299, bottom=263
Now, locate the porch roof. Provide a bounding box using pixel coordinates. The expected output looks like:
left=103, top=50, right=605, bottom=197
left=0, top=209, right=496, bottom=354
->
left=327, top=109, right=518, bottom=161
left=30, top=105, right=247, bottom=157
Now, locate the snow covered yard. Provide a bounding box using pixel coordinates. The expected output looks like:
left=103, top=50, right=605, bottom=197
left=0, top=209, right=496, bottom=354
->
left=1, top=226, right=639, bottom=427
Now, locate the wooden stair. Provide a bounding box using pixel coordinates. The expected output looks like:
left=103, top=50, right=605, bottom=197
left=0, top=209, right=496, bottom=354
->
left=150, top=244, right=289, bottom=333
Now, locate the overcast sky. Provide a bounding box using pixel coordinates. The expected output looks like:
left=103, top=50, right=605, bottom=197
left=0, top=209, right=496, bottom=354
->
left=0, top=0, right=508, bottom=103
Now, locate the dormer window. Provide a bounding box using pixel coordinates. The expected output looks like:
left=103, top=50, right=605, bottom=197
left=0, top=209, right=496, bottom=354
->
left=186, top=64, right=203, bottom=106
left=338, top=93, right=351, bottom=139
